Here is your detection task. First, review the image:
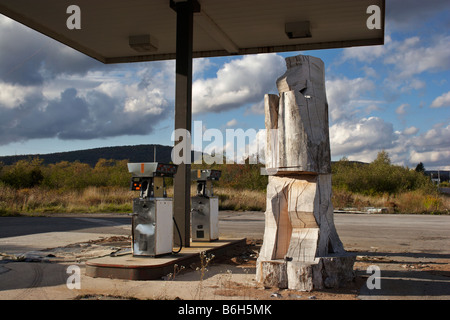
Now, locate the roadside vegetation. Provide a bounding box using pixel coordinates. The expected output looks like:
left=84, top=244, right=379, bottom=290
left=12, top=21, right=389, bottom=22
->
left=331, top=151, right=447, bottom=214
left=0, top=151, right=448, bottom=216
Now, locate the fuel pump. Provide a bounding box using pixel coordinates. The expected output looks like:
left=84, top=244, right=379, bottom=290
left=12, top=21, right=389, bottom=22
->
left=191, top=169, right=221, bottom=242
left=128, top=162, right=178, bottom=257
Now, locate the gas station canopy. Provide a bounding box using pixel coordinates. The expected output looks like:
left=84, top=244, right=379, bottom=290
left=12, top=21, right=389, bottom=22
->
left=0, top=0, right=384, bottom=64
left=0, top=0, right=385, bottom=248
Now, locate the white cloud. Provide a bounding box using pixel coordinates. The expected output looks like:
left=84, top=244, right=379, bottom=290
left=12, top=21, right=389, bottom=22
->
left=410, top=150, right=450, bottom=164
left=330, top=117, right=395, bottom=158
left=226, top=119, right=237, bottom=127
left=362, top=66, right=377, bottom=78
left=430, top=91, right=450, bottom=108
left=407, top=79, right=426, bottom=90
left=330, top=119, right=450, bottom=169
left=395, top=103, right=409, bottom=115
left=407, top=124, right=450, bottom=167
left=0, top=66, right=174, bottom=144
left=384, top=35, right=450, bottom=79
left=246, top=99, right=265, bottom=115
left=340, top=33, right=449, bottom=98
left=341, top=35, right=390, bottom=63
left=364, top=104, right=382, bottom=114
left=0, top=14, right=178, bottom=146
left=403, top=126, right=419, bottom=135
left=193, top=58, right=214, bottom=78
left=0, top=82, right=41, bottom=108
left=192, top=54, right=285, bottom=113
left=91, top=62, right=174, bottom=115
left=412, top=124, right=450, bottom=150
left=325, top=77, right=376, bottom=122
left=124, top=87, right=167, bottom=115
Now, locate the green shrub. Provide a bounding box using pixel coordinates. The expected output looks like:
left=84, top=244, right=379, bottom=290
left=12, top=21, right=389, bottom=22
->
left=0, top=158, right=44, bottom=189
left=332, top=151, right=436, bottom=196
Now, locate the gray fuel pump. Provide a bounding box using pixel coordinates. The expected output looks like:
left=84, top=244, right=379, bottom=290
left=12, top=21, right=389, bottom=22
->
left=191, top=169, right=221, bottom=242
left=128, top=162, right=178, bottom=257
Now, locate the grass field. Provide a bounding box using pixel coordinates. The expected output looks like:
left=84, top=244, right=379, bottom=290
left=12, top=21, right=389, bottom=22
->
left=0, top=151, right=448, bottom=216
left=0, top=184, right=448, bottom=216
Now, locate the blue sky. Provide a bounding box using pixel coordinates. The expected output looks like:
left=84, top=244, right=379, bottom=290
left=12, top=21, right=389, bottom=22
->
left=0, top=0, right=449, bottom=170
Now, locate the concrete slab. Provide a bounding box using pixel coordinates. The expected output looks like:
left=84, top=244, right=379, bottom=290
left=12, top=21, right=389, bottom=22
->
left=85, top=238, right=246, bottom=281
left=0, top=232, right=123, bottom=255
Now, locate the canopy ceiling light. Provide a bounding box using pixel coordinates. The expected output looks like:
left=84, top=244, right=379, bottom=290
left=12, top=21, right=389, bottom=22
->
left=285, top=21, right=311, bottom=39
left=129, top=34, right=158, bottom=52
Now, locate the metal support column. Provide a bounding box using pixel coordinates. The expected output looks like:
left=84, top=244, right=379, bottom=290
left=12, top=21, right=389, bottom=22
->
left=170, top=0, right=200, bottom=248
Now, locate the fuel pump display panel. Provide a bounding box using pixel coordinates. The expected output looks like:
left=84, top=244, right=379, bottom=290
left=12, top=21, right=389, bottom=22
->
left=128, top=162, right=177, bottom=177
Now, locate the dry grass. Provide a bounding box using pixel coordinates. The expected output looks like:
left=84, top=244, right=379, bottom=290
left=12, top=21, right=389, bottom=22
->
left=332, top=189, right=449, bottom=214
left=0, top=184, right=266, bottom=216
left=173, top=185, right=266, bottom=211
left=215, top=187, right=266, bottom=211
left=1, top=183, right=448, bottom=216
left=0, top=185, right=134, bottom=215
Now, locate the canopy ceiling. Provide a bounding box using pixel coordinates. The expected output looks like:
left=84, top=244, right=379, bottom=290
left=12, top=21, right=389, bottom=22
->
left=0, top=0, right=385, bottom=63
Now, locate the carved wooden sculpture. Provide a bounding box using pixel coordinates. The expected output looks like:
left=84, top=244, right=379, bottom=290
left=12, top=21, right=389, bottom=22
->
left=256, top=55, right=355, bottom=291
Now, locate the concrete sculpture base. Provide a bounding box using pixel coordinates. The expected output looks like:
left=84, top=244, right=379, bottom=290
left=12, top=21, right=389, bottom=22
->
left=257, top=255, right=355, bottom=291
left=256, top=54, right=355, bottom=291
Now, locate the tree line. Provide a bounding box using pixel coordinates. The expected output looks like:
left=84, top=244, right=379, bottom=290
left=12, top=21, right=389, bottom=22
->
left=0, top=151, right=436, bottom=196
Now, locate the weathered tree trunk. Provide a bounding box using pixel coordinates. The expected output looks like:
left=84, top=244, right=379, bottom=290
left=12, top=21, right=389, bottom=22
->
left=256, top=55, right=355, bottom=291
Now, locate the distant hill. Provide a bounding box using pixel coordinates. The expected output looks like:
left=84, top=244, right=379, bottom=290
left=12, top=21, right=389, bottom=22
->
left=0, top=144, right=193, bottom=167
left=1, top=144, right=374, bottom=169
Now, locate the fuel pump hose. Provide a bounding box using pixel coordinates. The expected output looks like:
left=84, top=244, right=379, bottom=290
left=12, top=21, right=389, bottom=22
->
left=172, top=217, right=183, bottom=254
